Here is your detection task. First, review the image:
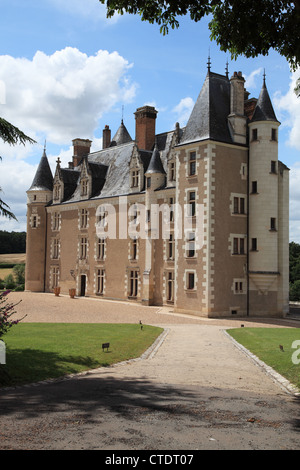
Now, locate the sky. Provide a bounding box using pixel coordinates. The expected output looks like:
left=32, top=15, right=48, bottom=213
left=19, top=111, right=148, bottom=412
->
left=0, top=0, right=299, bottom=242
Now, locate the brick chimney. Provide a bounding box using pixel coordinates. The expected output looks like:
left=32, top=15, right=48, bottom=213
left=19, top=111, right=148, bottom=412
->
left=72, top=139, right=92, bottom=167
left=134, top=106, right=157, bottom=151
left=103, top=125, right=111, bottom=149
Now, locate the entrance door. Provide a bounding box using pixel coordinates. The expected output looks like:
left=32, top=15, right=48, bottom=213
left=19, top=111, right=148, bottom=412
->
left=80, top=275, right=86, bottom=296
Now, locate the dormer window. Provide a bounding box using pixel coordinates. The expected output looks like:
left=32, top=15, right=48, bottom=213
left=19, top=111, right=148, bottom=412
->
left=168, top=160, right=176, bottom=183
left=54, top=183, right=61, bottom=202
left=81, top=179, right=89, bottom=197
left=131, top=170, right=139, bottom=188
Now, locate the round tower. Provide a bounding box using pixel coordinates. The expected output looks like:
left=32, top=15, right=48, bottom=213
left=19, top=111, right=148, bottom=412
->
left=25, top=147, right=53, bottom=292
left=248, top=75, right=281, bottom=311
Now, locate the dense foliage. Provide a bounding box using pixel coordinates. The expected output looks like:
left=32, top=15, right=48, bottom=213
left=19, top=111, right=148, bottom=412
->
left=0, top=231, right=26, bottom=254
left=99, top=0, right=300, bottom=70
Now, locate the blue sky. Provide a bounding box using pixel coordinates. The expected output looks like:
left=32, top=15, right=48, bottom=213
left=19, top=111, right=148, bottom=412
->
left=0, top=0, right=299, bottom=241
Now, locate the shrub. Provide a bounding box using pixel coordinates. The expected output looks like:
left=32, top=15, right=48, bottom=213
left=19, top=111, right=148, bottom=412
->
left=4, top=273, right=16, bottom=290
left=290, top=280, right=300, bottom=301
left=13, top=264, right=25, bottom=285
left=0, top=290, right=25, bottom=339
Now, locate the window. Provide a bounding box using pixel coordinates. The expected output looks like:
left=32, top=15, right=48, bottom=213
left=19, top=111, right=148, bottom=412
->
left=233, top=237, right=245, bottom=255
left=97, top=238, right=105, bottom=260
left=131, top=170, right=139, bottom=188
left=187, top=272, right=195, bottom=290
left=131, top=238, right=138, bottom=260
left=53, top=212, right=60, bottom=230
left=252, top=128, right=258, bottom=141
left=80, top=208, right=88, bottom=229
left=169, top=197, right=174, bottom=222
left=52, top=267, right=59, bottom=289
left=54, top=184, right=61, bottom=201
left=129, top=270, right=138, bottom=298
left=271, top=128, right=277, bottom=141
left=147, top=177, right=151, bottom=188
left=80, top=237, right=88, bottom=259
left=167, top=271, right=174, bottom=302
left=233, top=197, right=245, bottom=214
left=234, top=281, right=244, bottom=294
left=32, top=216, right=37, bottom=228
left=81, top=179, right=88, bottom=197
left=251, top=238, right=257, bottom=251
left=188, top=191, right=196, bottom=217
left=169, top=161, right=176, bottom=182
left=189, top=151, right=196, bottom=176
left=271, top=161, right=277, bottom=174
left=168, top=233, right=174, bottom=260
left=96, top=269, right=105, bottom=295
left=53, top=239, right=59, bottom=259
left=187, top=232, right=195, bottom=258
left=270, top=218, right=276, bottom=231
left=251, top=181, right=258, bottom=194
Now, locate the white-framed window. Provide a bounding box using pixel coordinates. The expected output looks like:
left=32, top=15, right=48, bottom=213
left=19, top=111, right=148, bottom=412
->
left=53, top=212, right=60, bottom=231
left=128, top=270, right=139, bottom=298
left=167, top=271, right=174, bottom=302
left=131, top=170, right=139, bottom=188
left=52, top=238, right=60, bottom=259
left=51, top=266, right=59, bottom=289
left=80, top=208, right=88, bottom=229
left=96, top=268, right=105, bottom=295
left=80, top=237, right=88, bottom=259
left=97, top=238, right=105, bottom=260
left=186, top=231, right=196, bottom=258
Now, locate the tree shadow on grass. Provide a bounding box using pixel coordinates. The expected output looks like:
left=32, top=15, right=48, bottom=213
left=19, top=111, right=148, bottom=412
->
left=0, top=347, right=110, bottom=388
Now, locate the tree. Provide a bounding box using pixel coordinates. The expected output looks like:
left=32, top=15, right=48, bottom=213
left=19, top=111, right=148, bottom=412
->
left=295, top=78, right=300, bottom=98
left=99, top=0, right=300, bottom=71
left=0, top=117, right=36, bottom=220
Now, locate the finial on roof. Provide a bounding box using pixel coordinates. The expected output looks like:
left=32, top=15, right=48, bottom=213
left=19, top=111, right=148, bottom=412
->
left=225, top=59, right=229, bottom=78
left=207, top=50, right=211, bottom=72
left=56, top=157, right=61, bottom=166
left=263, top=68, right=266, bottom=87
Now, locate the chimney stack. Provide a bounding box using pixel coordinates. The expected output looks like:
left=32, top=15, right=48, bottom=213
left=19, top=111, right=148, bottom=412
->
left=103, top=125, right=111, bottom=149
left=134, top=106, right=157, bottom=151
left=72, top=139, right=92, bottom=167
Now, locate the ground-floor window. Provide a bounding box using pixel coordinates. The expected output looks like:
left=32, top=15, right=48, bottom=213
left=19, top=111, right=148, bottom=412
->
left=167, top=271, right=174, bottom=302
left=129, top=270, right=138, bottom=298
left=96, top=268, right=105, bottom=295
left=51, top=266, right=59, bottom=288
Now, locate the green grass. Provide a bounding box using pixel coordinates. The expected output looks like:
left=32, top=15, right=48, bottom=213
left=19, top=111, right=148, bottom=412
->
left=227, top=328, right=300, bottom=390
left=0, top=323, right=163, bottom=387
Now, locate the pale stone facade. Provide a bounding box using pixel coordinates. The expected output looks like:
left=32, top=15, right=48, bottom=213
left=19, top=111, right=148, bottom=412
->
left=25, top=68, right=290, bottom=317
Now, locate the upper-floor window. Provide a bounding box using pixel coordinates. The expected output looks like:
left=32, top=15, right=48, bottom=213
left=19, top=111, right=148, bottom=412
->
left=80, top=237, right=88, bottom=259
left=169, top=161, right=176, bottom=182
left=251, top=181, right=258, bottom=194
left=271, top=128, right=277, bottom=141
left=54, top=184, right=61, bottom=201
left=81, top=179, right=89, bottom=197
left=188, top=191, right=196, bottom=217
left=97, top=238, right=105, bottom=260
left=252, top=128, right=258, bottom=141
left=80, top=209, right=88, bottom=229
left=189, top=151, right=196, bottom=176
left=233, top=197, right=245, bottom=214
left=233, top=237, right=245, bottom=255
left=270, top=218, right=277, bottom=231
left=131, top=170, right=139, bottom=188
left=271, top=161, right=277, bottom=174
left=186, top=232, right=195, bottom=258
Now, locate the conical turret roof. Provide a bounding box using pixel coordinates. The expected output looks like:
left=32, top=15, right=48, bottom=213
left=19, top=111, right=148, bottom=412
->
left=110, top=120, right=132, bottom=146
left=145, top=144, right=166, bottom=175
left=251, top=77, right=278, bottom=123
left=28, top=147, right=53, bottom=191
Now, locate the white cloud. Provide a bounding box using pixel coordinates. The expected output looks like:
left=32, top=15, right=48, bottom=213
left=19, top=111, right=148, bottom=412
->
left=0, top=47, right=136, bottom=145
left=173, top=97, right=194, bottom=126
left=274, top=69, right=300, bottom=150
left=244, top=68, right=263, bottom=90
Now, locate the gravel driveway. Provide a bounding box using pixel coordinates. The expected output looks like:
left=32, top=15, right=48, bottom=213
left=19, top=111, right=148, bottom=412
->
left=0, top=292, right=300, bottom=451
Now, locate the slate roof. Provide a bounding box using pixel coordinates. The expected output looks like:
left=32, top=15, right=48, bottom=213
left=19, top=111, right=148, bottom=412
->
left=251, top=79, right=278, bottom=123
left=180, top=71, right=232, bottom=145
left=145, top=145, right=166, bottom=175
left=28, top=149, right=53, bottom=192
left=110, top=120, right=132, bottom=146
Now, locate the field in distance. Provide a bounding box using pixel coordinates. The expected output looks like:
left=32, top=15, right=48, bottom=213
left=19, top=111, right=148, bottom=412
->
left=0, top=253, right=26, bottom=264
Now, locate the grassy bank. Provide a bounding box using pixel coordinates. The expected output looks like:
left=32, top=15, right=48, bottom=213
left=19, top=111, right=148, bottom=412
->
left=227, top=328, right=300, bottom=390
left=0, top=323, right=163, bottom=387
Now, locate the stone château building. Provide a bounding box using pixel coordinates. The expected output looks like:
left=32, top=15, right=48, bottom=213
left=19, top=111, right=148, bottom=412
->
left=25, top=66, right=289, bottom=317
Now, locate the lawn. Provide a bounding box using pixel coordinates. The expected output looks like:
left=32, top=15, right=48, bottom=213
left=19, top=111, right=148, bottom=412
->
left=227, top=327, right=300, bottom=390
left=0, top=323, right=163, bottom=387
